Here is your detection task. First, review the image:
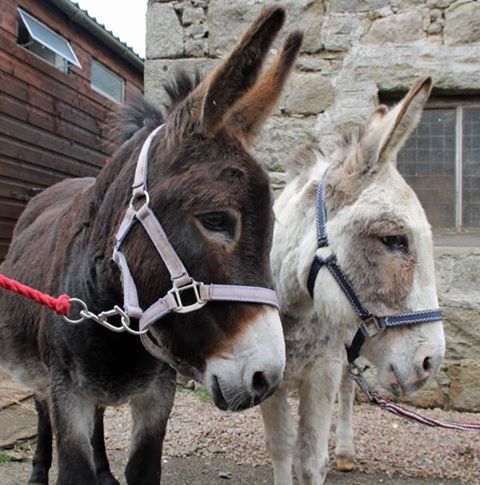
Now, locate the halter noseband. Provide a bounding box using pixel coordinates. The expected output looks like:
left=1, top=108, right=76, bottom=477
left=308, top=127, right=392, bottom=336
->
left=112, top=125, right=279, bottom=366
left=307, top=174, right=442, bottom=364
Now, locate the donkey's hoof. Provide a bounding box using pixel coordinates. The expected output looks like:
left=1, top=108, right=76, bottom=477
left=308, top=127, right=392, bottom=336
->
left=335, top=455, right=356, bottom=472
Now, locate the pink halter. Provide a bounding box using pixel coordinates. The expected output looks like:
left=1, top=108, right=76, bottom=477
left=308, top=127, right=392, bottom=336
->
left=112, top=125, right=279, bottom=333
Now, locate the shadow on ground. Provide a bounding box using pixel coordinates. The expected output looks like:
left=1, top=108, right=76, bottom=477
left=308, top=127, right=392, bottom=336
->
left=0, top=456, right=463, bottom=485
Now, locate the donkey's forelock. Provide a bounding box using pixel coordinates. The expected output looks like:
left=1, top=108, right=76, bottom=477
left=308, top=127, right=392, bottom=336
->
left=108, top=71, right=202, bottom=146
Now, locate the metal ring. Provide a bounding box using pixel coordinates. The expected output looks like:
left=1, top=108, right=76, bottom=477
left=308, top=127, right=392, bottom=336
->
left=63, top=298, right=89, bottom=324
left=129, top=191, right=150, bottom=210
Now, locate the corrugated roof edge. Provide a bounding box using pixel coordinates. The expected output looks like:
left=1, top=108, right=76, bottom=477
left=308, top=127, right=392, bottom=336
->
left=48, top=0, right=144, bottom=73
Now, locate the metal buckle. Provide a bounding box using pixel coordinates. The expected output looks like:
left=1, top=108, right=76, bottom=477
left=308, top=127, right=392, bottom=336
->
left=169, top=280, right=206, bottom=314
left=129, top=189, right=150, bottom=210
left=359, top=315, right=384, bottom=337
left=348, top=363, right=373, bottom=401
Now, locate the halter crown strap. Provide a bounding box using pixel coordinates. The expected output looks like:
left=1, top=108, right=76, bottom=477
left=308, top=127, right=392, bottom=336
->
left=308, top=177, right=442, bottom=364
left=113, top=125, right=279, bottom=334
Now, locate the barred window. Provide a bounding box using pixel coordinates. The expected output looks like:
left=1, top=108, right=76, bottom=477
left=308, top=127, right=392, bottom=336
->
left=397, top=103, right=480, bottom=230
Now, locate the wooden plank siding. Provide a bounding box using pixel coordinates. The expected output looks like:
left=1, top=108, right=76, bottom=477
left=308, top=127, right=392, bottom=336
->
left=0, top=0, right=143, bottom=261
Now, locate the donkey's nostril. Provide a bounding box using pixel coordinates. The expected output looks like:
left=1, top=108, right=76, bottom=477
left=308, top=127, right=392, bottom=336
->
left=252, top=371, right=270, bottom=402
left=422, top=356, right=432, bottom=372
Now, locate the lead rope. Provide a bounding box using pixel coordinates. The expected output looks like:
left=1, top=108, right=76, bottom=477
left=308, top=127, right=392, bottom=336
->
left=0, top=273, right=71, bottom=316
left=349, top=364, right=480, bottom=431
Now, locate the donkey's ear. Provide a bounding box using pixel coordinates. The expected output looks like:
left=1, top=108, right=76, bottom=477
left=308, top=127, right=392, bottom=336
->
left=360, top=77, right=432, bottom=167
left=228, top=31, right=303, bottom=145
left=180, top=6, right=286, bottom=137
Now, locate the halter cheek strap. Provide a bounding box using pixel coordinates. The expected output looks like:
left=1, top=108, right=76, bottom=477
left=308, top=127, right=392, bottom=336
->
left=307, top=174, right=442, bottom=364
left=113, top=125, right=279, bottom=337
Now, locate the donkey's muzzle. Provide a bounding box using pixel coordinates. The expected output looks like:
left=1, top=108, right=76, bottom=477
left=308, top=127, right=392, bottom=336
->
left=212, top=370, right=281, bottom=411
left=205, top=306, right=286, bottom=411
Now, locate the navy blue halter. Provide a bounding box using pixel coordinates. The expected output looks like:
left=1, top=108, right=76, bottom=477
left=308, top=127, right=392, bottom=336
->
left=307, top=178, right=442, bottom=364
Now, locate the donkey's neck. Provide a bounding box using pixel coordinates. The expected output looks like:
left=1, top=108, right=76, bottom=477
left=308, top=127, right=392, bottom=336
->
left=272, top=161, right=357, bottom=339
left=61, top=132, right=147, bottom=311
left=272, top=165, right=323, bottom=316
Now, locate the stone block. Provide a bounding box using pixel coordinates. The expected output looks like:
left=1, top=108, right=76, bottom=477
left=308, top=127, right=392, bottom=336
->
left=363, top=10, right=425, bottom=44
left=147, top=2, right=184, bottom=59
left=444, top=0, right=480, bottom=46
left=182, top=6, right=206, bottom=26
left=253, top=115, right=318, bottom=173
left=281, top=73, right=335, bottom=115
left=208, top=0, right=264, bottom=58
left=300, top=3, right=326, bottom=54
left=434, top=247, right=480, bottom=311
left=427, top=21, right=443, bottom=34
left=321, top=14, right=364, bottom=51
left=342, top=43, right=480, bottom=92
left=450, top=361, right=480, bottom=412
left=328, top=0, right=389, bottom=13
left=442, top=306, right=480, bottom=362
left=185, top=38, right=208, bottom=57
left=297, top=55, right=333, bottom=72
left=186, top=23, right=208, bottom=39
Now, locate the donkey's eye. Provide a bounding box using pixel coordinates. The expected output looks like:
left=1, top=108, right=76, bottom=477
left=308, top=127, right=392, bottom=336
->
left=380, top=235, right=409, bottom=253
left=196, top=211, right=236, bottom=238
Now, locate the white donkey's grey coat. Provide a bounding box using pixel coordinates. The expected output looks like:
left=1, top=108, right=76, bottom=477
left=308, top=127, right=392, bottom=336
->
left=262, top=78, right=446, bottom=485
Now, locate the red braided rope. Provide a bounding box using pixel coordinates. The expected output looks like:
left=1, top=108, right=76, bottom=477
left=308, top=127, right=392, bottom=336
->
left=0, top=273, right=71, bottom=316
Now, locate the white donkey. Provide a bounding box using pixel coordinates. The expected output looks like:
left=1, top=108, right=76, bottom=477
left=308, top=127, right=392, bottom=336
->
left=262, top=77, right=446, bottom=485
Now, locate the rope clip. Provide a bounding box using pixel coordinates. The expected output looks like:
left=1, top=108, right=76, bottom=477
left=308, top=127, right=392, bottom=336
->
left=63, top=298, right=147, bottom=335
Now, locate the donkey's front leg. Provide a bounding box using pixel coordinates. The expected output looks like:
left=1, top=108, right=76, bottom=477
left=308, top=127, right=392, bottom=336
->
left=260, top=386, right=296, bottom=485
left=125, top=369, right=175, bottom=485
left=335, top=366, right=356, bottom=472
left=294, top=356, right=343, bottom=485
left=92, top=406, right=120, bottom=485
left=50, top=378, right=97, bottom=485
left=29, top=396, right=53, bottom=485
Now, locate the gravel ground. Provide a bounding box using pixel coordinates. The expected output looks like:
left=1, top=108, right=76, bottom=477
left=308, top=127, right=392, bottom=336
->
left=100, top=388, right=480, bottom=485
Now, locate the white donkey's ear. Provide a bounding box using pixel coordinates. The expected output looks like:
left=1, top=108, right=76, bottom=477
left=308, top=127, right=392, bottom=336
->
left=360, top=77, right=433, bottom=167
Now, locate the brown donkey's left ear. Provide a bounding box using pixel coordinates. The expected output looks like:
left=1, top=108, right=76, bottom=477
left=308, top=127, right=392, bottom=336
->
left=176, top=6, right=287, bottom=137
left=228, top=31, right=304, bottom=145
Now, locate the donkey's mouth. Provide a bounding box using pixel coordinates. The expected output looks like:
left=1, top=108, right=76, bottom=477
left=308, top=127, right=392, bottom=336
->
left=388, top=364, right=428, bottom=397
left=211, top=375, right=229, bottom=410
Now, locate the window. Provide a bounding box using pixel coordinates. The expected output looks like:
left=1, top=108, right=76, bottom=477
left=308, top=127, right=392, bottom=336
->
left=91, top=59, right=124, bottom=103
left=17, top=8, right=81, bottom=72
left=397, top=103, right=480, bottom=230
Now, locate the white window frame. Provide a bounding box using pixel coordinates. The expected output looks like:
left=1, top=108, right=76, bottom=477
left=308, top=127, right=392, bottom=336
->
left=90, top=59, right=125, bottom=103
left=17, top=8, right=81, bottom=69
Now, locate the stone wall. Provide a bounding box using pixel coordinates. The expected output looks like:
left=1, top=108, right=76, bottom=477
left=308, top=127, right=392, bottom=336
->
left=145, top=0, right=480, bottom=410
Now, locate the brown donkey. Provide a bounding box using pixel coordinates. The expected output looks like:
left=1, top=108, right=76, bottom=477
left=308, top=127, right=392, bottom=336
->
left=0, top=7, right=302, bottom=485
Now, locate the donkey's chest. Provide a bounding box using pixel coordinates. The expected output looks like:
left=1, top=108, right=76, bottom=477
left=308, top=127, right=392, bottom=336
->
left=281, top=312, right=336, bottom=379
left=51, top=325, right=170, bottom=405
left=72, top=362, right=168, bottom=406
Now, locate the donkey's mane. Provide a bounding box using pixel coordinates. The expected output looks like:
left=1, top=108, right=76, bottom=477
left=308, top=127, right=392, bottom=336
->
left=109, top=70, right=202, bottom=145
left=337, top=124, right=365, bottom=155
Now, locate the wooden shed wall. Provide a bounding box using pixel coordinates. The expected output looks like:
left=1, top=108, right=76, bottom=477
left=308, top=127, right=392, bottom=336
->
left=0, top=0, right=143, bottom=261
